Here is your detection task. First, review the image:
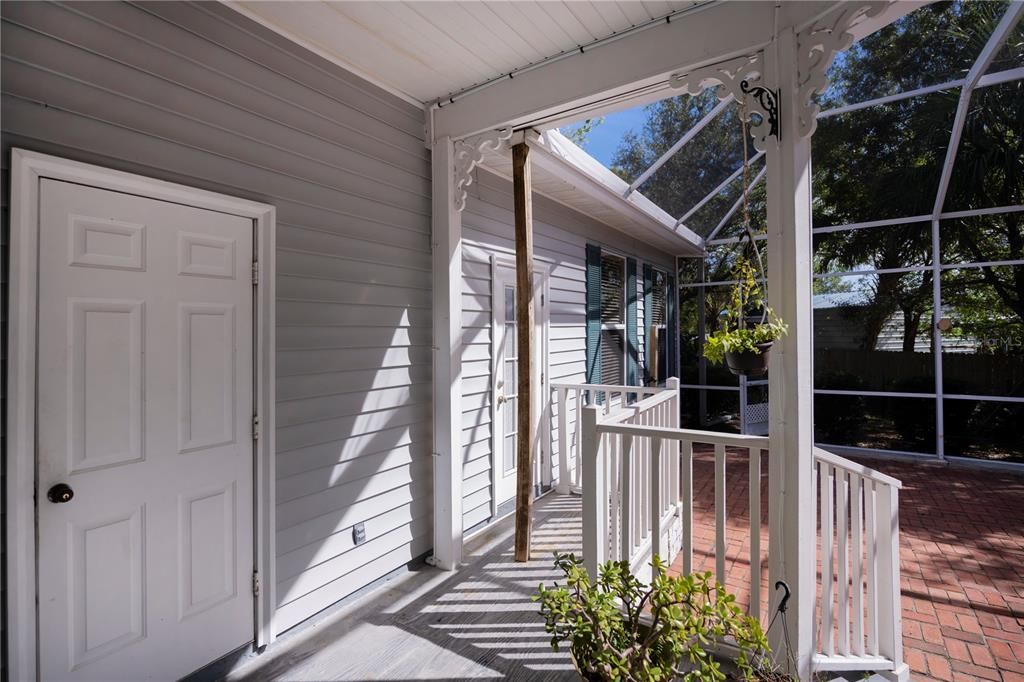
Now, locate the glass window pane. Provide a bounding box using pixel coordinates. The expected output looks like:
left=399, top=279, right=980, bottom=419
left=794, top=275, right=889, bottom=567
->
left=600, top=329, right=624, bottom=385
left=984, top=6, right=1023, bottom=76
left=944, top=398, right=1024, bottom=463
left=813, top=223, right=932, bottom=275
left=681, top=388, right=740, bottom=433
left=504, top=394, right=516, bottom=434
left=814, top=393, right=936, bottom=454
left=505, top=321, right=516, bottom=356
left=944, top=81, right=1024, bottom=212
left=815, top=274, right=935, bottom=392
left=812, top=92, right=956, bottom=227
left=940, top=214, right=1024, bottom=266
left=504, top=286, right=515, bottom=323
left=504, top=433, right=516, bottom=473
left=601, top=254, right=625, bottom=324
left=940, top=266, right=1024, bottom=397
left=504, top=359, right=516, bottom=395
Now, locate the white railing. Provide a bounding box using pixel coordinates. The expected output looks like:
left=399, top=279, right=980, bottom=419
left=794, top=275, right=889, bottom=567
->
left=550, top=381, right=667, bottom=494
left=813, top=447, right=908, bottom=680
left=579, top=380, right=769, bottom=621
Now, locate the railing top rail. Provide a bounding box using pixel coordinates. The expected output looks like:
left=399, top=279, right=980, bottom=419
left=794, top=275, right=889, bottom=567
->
left=814, top=447, right=903, bottom=489
left=549, top=382, right=668, bottom=394
left=600, top=389, right=677, bottom=425
left=596, top=420, right=770, bottom=449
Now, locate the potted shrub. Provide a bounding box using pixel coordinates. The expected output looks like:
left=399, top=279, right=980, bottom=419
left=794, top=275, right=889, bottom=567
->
left=535, top=553, right=781, bottom=681
left=702, top=257, right=788, bottom=377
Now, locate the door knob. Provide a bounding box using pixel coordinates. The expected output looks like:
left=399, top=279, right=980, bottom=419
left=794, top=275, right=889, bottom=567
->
left=47, top=483, right=74, bottom=504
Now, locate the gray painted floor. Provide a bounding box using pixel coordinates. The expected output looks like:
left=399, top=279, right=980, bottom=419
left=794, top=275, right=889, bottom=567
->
left=230, top=494, right=582, bottom=681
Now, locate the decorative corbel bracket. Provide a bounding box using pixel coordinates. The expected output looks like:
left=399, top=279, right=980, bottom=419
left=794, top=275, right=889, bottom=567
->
left=453, top=128, right=513, bottom=212
left=796, top=2, right=887, bottom=138
left=669, top=53, right=779, bottom=152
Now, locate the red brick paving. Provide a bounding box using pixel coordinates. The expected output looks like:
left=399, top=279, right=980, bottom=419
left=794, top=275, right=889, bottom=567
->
left=668, top=450, right=1024, bottom=680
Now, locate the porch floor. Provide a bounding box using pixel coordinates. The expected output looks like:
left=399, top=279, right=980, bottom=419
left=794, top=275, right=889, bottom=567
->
left=669, top=452, right=1024, bottom=682
left=230, top=493, right=582, bottom=681
left=231, top=459, right=1023, bottom=682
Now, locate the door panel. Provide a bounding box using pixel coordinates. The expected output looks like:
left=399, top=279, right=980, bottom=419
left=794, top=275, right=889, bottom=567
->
left=36, top=179, right=255, bottom=681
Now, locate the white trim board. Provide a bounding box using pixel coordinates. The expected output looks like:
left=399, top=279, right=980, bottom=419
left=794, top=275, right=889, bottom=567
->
left=5, top=148, right=277, bottom=682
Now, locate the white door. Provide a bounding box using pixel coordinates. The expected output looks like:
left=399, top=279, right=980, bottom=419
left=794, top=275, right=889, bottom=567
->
left=35, top=179, right=255, bottom=681
left=492, top=263, right=547, bottom=513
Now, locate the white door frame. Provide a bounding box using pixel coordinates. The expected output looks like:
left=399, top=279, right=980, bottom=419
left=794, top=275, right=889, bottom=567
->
left=6, top=148, right=277, bottom=682
left=488, top=254, right=551, bottom=521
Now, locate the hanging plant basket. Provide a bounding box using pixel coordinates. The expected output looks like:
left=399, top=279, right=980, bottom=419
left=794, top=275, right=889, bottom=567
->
left=725, top=341, right=773, bottom=377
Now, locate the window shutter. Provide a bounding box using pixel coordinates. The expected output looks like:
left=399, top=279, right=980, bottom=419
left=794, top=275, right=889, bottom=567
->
left=643, top=264, right=653, bottom=384
left=585, top=243, right=602, bottom=385
left=667, top=272, right=678, bottom=378
left=626, top=258, right=638, bottom=386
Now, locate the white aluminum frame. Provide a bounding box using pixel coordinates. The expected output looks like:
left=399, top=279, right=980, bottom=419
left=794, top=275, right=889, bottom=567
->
left=6, top=148, right=278, bottom=682
left=673, top=3, right=1024, bottom=466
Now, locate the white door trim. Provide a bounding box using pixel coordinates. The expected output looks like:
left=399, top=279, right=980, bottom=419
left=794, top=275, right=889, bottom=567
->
left=488, top=254, right=551, bottom=521
left=6, top=148, right=277, bottom=682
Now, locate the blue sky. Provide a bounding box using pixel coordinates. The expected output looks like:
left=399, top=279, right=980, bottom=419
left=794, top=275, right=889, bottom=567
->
left=562, top=105, right=648, bottom=167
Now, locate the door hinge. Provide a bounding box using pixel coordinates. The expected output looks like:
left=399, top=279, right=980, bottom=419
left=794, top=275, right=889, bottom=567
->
left=252, top=414, right=260, bottom=441
left=251, top=260, right=259, bottom=286
left=252, top=571, right=261, bottom=597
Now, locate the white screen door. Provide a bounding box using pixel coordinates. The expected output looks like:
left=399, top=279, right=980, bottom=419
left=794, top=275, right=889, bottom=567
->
left=492, top=263, right=547, bottom=513
left=35, top=179, right=255, bottom=681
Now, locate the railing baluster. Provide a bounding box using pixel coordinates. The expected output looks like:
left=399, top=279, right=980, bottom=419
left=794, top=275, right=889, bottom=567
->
left=714, top=443, right=726, bottom=589
left=821, top=462, right=835, bottom=656
left=610, top=432, right=618, bottom=561
left=749, top=447, right=761, bottom=622
left=621, top=435, right=633, bottom=561
left=573, top=388, right=582, bottom=489
left=682, top=440, right=693, bottom=575
left=651, top=437, right=662, bottom=563
left=837, top=469, right=850, bottom=655
left=851, top=472, right=865, bottom=656
left=557, top=387, right=569, bottom=494
left=865, top=479, right=878, bottom=656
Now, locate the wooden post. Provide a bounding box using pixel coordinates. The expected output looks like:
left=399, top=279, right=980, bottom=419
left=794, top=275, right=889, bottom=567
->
left=512, top=142, right=535, bottom=562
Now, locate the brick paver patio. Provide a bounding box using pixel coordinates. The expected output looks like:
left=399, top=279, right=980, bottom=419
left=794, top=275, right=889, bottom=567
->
left=670, top=451, right=1024, bottom=681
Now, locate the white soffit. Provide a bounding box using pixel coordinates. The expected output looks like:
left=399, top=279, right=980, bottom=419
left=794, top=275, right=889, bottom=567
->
left=481, top=130, right=703, bottom=256
left=228, top=1, right=701, bottom=106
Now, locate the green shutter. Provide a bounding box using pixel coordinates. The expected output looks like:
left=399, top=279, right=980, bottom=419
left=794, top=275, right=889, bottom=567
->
left=585, top=243, right=602, bottom=386
left=667, top=273, right=678, bottom=378
left=626, top=258, right=638, bottom=387
left=642, top=264, right=653, bottom=385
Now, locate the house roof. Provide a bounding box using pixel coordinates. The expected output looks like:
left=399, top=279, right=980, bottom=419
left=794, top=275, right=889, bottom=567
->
left=480, top=130, right=704, bottom=256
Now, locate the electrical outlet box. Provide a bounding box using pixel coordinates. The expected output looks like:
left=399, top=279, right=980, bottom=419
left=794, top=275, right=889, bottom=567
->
left=352, top=522, right=367, bottom=546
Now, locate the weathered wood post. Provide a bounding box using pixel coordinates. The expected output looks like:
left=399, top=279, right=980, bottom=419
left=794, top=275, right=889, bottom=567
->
left=512, top=141, right=535, bottom=562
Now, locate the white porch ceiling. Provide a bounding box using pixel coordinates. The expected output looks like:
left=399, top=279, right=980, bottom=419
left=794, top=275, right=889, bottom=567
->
left=229, top=1, right=702, bottom=106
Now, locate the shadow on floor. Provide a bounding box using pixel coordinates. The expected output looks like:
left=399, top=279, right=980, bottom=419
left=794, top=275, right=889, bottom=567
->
left=229, top=494, right=581, bottom=681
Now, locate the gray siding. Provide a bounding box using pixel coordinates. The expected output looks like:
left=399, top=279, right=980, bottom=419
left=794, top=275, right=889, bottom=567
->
left=1, top=0, right=432, bottom=637
left=460, top=169, right=674, bottom=532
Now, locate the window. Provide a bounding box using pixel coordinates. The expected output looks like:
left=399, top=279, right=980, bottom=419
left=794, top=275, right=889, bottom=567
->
left=648, top=269, right=669, bottom=384
left=600, top=253, right=626, bottom=385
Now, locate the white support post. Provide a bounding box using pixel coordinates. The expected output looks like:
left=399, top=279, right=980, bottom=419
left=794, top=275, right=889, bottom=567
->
left=430, top=135, right=464, bottom=570
left=766, top=25, right=816, bottom=680
left=581, top=405, right=604, bottom=578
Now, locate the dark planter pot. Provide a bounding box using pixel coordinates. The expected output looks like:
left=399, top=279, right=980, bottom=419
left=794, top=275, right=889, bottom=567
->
left=725, top=341, right=773, bottom=377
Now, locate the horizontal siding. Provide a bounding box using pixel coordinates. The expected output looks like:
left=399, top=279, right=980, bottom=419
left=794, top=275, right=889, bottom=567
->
left=459, top=168, right=674, bottom=531
left=0, top=0, right=432, bottom=641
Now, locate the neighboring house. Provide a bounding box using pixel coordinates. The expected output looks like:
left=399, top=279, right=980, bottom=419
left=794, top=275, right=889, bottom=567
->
left=0, top=4, right=697, bottom=679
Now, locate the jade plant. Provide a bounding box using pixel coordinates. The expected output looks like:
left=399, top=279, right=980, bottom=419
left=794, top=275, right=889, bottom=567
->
left=534, top=553, right=773, bottom=681
left=702, top=257, right=788, bottom=376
